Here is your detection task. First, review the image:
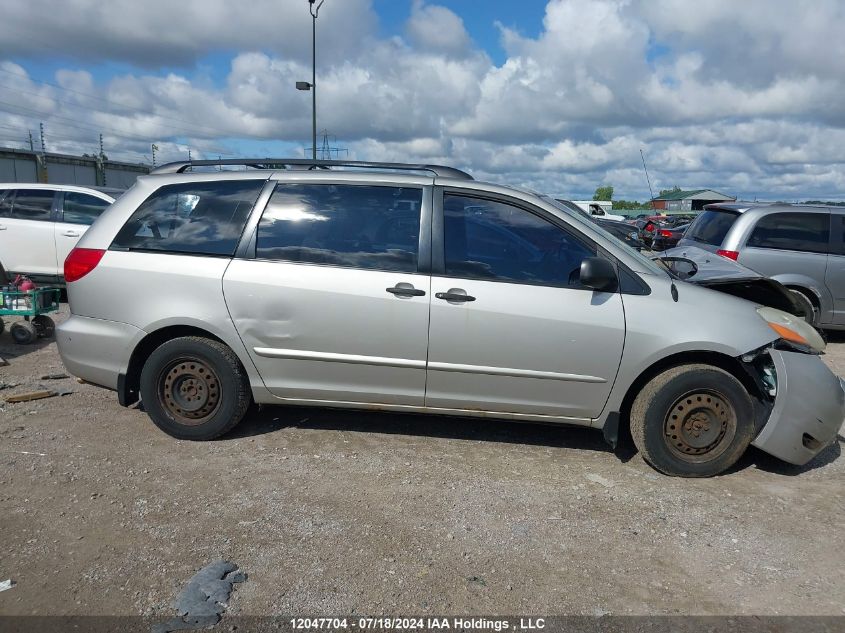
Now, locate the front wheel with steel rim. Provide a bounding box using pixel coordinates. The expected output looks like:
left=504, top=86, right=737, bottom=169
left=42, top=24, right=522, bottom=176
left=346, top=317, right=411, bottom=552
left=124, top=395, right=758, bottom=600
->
left=139, top=336, right=251, bottom=440
left=630, top=364, right=756, bottom=477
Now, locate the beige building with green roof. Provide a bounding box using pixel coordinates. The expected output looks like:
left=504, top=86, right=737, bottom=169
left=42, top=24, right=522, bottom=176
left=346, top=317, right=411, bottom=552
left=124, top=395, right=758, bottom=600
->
left=652, top=189, right=735, bottom=213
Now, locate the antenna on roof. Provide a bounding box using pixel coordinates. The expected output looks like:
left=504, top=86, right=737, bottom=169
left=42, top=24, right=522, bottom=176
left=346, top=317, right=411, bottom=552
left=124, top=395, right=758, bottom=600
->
left=640, top=149, right=656, bottom=210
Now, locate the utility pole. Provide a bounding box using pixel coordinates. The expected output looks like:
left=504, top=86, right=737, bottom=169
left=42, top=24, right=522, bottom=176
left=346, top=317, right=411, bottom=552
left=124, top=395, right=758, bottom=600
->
left=28, top=130, right=33, bottom=151
left=309, top=0, right=324, bottom=160
left=188, top=148, right=192, bottom=162
left=98, top=133, right=107, bottom=186
left=151, top=143, right=158, bottom=167
left=37, top=122, right=47, bottom=183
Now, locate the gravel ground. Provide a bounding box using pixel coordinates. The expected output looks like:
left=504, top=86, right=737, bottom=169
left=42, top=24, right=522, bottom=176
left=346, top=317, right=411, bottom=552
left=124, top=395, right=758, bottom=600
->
left=1, top=305, right=844, bottom=618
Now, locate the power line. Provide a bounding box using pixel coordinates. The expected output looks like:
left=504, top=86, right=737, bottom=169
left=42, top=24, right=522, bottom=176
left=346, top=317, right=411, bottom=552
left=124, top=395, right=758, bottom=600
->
left=0, top=99, right=233, bottom=154
left=0, top=80, right=228, bottom=140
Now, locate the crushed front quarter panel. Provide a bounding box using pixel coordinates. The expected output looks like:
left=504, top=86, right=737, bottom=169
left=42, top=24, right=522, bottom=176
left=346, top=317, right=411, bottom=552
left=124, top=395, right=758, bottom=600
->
left=751, top=349, right=845, bottom=465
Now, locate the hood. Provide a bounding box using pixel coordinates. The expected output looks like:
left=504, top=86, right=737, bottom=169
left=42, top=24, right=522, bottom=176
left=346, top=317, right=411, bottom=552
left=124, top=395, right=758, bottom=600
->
left=660, top=245, right=763, bottom=282
left=658, top=245, right=809, bottom=319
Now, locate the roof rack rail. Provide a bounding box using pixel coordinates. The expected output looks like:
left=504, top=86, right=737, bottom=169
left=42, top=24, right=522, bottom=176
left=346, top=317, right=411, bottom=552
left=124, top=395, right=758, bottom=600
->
left=149, top=158, right=473, bottom=180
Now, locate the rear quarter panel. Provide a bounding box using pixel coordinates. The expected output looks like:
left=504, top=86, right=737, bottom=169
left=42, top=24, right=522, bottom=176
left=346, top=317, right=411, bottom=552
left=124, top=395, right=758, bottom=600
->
left=66, top=250, right=267, bottom=390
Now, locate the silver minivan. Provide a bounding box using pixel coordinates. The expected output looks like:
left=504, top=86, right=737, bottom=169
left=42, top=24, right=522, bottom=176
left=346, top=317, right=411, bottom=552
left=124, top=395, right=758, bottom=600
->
left=55, top=160, right=845, bottom=477
left=677, top=203, right=845, bottom=329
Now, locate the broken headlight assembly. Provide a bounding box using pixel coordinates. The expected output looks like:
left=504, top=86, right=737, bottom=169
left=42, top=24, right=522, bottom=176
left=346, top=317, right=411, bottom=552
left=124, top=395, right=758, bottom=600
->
left=756, top=306, right=825, bottom=354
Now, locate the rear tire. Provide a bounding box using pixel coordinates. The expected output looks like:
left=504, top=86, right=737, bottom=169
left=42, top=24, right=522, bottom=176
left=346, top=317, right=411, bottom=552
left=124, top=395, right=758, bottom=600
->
left=139, top=336, right=251, bottom=440
left=787, top=288, right=819, bottom=326
left=10, top=320, right=36, bottom=345
left=630, top=364, right=756, bottom=477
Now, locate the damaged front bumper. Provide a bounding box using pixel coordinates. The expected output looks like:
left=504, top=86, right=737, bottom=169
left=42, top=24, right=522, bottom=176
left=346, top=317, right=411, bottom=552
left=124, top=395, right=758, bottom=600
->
left=752, top=349, right=845, bottom=465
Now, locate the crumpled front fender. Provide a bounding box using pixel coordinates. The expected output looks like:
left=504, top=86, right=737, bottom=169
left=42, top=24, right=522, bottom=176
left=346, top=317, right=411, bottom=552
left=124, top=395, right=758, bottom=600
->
left=751, top=349, right=845, bottom=465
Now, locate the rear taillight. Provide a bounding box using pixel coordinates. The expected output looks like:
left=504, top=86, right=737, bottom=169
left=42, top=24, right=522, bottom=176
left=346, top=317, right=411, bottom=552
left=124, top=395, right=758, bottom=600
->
left=64, top=248, right=105, bottom=282
left=659, top=229, right=673, bottom=237
left=716, top=249, right=739, bottom=261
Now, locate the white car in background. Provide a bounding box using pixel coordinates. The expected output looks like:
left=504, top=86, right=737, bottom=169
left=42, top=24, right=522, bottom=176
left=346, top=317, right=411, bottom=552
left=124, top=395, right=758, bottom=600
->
left=571, top=200, right=626, bottom=221
left=0, top=183, right=119, bottom=283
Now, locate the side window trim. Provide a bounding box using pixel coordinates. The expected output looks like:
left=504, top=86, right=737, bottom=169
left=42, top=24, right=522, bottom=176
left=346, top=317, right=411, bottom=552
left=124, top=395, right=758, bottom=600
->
left=234, top=179, right=279, bottom=259
left=56, top=191, right=66, bottom=223
left=835, top=213, right=845, bottom=256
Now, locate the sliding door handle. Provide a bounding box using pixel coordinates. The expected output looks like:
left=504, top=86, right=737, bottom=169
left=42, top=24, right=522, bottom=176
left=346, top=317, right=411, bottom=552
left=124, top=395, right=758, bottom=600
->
left=435, top=291, right=475, bottom=302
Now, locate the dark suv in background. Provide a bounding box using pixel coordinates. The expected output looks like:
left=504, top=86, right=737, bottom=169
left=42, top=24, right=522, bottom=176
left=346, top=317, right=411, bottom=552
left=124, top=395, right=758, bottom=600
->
left=677, top=203, right=845, bottom=329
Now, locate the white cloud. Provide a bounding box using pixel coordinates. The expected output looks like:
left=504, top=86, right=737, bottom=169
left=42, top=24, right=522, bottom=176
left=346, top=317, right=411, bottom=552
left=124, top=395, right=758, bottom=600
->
left=406, top=1, right=473, bottom=57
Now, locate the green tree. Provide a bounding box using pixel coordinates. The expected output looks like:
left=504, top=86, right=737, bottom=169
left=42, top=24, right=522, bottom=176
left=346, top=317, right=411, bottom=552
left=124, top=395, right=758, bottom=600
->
left=593, top=185, right=613, bottom=201
left=658, top=185, right=682, bottom=197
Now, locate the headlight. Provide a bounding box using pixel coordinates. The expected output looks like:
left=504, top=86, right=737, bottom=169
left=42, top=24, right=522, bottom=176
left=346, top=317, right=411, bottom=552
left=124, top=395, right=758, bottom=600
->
left=757, top=306, right=826, bottom=353
left=628, top=231, right=638, bottom=240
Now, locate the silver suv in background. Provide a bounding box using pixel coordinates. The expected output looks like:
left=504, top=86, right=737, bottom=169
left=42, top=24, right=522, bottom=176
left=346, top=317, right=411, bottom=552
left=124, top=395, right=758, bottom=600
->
left=677, top=203, right=844, bottom=329
left=55, top=159, right=845, bottom=478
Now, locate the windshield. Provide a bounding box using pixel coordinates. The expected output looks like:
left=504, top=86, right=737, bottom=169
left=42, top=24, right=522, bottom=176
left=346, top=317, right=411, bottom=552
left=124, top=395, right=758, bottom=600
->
left=684, top=208, right=739, bottom=246
left=544, top=197, right=666, bottom=275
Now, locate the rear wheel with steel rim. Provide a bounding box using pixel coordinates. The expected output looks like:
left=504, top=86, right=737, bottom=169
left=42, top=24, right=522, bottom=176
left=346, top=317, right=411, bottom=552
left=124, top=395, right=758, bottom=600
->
left=630, top=364, right=756, bottom=477
left=140, top=336, right=251, bottom=440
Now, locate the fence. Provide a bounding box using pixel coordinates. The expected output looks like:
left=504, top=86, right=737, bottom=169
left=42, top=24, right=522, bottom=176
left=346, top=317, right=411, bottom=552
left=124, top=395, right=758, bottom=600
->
left=0, top=147, right=149, bottom=189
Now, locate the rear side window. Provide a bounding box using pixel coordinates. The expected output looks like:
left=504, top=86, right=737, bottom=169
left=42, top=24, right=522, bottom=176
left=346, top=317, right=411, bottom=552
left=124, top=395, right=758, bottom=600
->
left=63, top=192, right=111, bottom=226
left=112, top=180, right=264, bottom=256
left=747, top=212, right=830, bottom=254
left=9, top=189, right=54, bottom=221
left=0, top=190, right=9, bottom=217
left=683, top=209, right=738, bottom=246
left=256, top=183, right=422, bottom=273
left=836, top=215, right=845, bottom=255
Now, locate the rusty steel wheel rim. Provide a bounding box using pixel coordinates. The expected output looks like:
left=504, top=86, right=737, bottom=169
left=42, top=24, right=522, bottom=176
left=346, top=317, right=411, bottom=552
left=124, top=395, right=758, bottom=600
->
left=663, top=390, right=737, bottom=463
left=158, top=357, right=221, bottom=426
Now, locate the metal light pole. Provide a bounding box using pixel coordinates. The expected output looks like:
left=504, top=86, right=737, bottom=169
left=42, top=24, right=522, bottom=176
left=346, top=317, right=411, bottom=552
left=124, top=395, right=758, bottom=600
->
left=297, top=0, right=324, bottom=159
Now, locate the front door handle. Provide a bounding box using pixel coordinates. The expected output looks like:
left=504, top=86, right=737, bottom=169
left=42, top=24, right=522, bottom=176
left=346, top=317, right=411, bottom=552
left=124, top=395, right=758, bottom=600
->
left=62, top=230, right=80, bottom=237
left=386, top=284, right=426, bottom=297
left=435, top=290, right=476, bottom=302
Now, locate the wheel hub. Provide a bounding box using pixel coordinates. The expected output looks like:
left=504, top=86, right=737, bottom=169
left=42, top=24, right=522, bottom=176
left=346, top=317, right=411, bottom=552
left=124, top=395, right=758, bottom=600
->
left=160, top=359, right=221, bottom=425
left=664, top=391, right=736, bottom=460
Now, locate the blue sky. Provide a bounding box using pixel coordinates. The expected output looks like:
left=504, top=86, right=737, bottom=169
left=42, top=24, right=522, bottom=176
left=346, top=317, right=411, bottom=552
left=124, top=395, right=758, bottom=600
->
left=0, top=0, right=843, bottom=201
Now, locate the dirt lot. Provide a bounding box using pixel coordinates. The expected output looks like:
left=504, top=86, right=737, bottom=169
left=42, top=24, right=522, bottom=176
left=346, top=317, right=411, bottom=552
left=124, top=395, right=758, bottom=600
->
left=1, top=305, right=844, bottom=618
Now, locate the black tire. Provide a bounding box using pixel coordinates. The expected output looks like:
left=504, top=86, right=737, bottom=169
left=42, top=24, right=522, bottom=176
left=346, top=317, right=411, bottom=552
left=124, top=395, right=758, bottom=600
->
left=0, top=318, right=5, bottom=336
left=139, top=336, right=251, bottom=440
left=10, top=320, right=36, bottom=345
left=630, top=364, right=756, bottom=477
left=32, top=315, right=55, bottom=338
left=787, top=288, right=819, bottom=326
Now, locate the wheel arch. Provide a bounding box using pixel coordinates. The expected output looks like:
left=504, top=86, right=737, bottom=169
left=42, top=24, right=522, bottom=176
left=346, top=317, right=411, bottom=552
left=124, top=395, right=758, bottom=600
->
left=614, top=350, right=767, bottom=449
left=120, top=324, right=247, bottom=406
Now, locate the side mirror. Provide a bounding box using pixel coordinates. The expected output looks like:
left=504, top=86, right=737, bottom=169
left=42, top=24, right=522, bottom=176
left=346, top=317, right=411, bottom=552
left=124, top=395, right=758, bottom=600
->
left=580, top=257, right=618, bottom=292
